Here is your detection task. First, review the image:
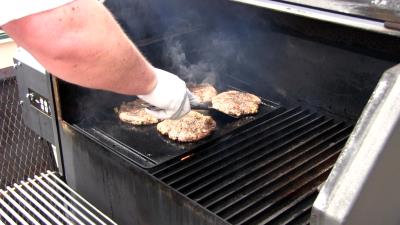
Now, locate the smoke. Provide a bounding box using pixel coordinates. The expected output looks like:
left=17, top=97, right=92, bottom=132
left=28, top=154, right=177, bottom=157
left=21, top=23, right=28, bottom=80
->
left=161, top=26, right=246, bottom=88
left=164, top=40, right=218, bottom=85
left=106, top=0, right=249, bottom=87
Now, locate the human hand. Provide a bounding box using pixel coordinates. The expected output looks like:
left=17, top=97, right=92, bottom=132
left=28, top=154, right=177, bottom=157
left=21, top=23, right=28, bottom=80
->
left=138, top=68, right=191, bottom=119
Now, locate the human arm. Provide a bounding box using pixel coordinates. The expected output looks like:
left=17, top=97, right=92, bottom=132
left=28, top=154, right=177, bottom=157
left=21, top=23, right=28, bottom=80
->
left=1, top=0, right=191, bottom=118
left=2, top=0, right=156, bottom=95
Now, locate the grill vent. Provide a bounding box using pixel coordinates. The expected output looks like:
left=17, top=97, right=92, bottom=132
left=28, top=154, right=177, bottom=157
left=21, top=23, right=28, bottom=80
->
left=152, top=107, right=352, bottom=225
left=0, top=171, right=117, bottom=225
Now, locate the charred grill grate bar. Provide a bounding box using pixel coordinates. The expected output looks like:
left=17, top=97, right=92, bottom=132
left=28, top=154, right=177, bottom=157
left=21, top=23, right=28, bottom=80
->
left=152, top=107, right=353, bottom=225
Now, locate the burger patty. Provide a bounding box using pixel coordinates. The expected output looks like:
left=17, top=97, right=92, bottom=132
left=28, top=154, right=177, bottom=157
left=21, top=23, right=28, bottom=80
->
left=117, top=99, right=160, bottom=125
left=212, top=90, right=261, bottom=117
left=188, top=83, right=218, bottom=103
left=157, top=111, right=216, bottom=142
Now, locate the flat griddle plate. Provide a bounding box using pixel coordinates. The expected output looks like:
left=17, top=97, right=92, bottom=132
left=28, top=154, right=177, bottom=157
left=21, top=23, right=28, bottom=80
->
left=80, top=100, right=278, bottom=169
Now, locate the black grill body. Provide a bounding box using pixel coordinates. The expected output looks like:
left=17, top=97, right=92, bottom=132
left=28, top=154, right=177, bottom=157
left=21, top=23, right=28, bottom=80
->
left=39, top=0, right=400, bottom=225
left=59, top=106, right=353, bottom=225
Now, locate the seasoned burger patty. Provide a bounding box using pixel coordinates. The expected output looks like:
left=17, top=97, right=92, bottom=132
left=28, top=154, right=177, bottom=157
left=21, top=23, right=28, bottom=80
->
left=118, top=99, right=160, bottom=125
left=187, top=83, right=218, bottom=103
left=157, top=111, right=216, bottom=142
left=212, top=90, right=261, bottom=117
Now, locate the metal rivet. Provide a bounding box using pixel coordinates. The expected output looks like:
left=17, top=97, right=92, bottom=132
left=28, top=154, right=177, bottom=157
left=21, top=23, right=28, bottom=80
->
left=13, top=62, right=22, bottom=68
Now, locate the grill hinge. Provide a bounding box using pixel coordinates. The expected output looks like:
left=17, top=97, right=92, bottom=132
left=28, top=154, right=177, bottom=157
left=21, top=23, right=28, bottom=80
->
left=385, top=21, right=400, bottom=31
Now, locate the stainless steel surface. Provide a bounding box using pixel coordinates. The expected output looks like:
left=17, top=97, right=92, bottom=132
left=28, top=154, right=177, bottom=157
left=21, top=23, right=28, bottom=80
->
left=231, top=0, right=400, bottom=36
left=28, top=177, right=85, bottom=225
left=20, top=179, right=73, bottom=224
left=0, top=191, right=37, bottom=225
left=5, top=186, right=51, bottom=225
left=13, top=183, right=63, bottom=224
left=281, top=0, right=400, bottom=23
left=0, top=208, right=15, bottom=225
left=0, top=171, right=117, bottom=225
left=311, top=63, right=400, bottom=225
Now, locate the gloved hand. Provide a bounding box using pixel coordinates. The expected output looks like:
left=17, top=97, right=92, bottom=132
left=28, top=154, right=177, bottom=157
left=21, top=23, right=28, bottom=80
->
left=138, top=68, right=191, bottom=119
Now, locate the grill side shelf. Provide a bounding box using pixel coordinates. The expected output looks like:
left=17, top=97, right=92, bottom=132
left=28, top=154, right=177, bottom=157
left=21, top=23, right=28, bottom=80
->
left=151, top=107, right=353, bottom=225
left=0, top=171, right=117, bottom=225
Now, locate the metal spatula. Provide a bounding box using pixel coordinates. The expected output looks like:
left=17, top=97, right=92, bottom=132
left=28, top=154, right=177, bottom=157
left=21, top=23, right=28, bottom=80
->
left=191, top=102, right=239, bottom=122
left=146, top=103, right=238, bottom=122
left=186, top=90, right=238, bottom=121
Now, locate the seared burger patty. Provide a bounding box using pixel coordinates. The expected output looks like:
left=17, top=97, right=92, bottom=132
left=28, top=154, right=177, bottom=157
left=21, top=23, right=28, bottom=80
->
left=187, top=83, right=218, bottom=103
left=157, top=111, right=216, bottom=142
left=118, top=99, right=160, bottom=125
left=212, top=90, right=261, bottom=117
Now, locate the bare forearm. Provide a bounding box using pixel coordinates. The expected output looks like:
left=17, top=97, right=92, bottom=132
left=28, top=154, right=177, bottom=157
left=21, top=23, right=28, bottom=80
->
left=2, top=0, right=156, bottom=95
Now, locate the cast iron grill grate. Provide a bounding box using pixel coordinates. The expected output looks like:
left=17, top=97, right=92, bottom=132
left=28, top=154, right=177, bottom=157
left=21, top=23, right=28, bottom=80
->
left=152, top=106, right=353, bottom=225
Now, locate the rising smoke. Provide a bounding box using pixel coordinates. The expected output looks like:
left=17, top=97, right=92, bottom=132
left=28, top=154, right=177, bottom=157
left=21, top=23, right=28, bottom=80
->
left=164, top=40, right=218, bottom=85
left=105, top=0, right=247, bottom=87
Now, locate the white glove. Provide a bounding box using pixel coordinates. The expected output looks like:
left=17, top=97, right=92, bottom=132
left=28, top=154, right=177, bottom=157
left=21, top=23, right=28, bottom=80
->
left=138, top=68, right=191, bottom=119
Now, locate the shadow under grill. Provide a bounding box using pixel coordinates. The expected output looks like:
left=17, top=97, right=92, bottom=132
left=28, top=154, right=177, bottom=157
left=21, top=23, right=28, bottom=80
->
left=151, top=106, right=353, bottom=225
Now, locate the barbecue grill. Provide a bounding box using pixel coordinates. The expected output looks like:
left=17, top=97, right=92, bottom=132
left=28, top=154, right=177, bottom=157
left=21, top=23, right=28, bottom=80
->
left=12, top=0, right=400, bottom=225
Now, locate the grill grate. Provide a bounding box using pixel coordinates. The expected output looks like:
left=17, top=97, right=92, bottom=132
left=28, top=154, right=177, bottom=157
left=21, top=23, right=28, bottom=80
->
left=0, top=70, right=56, bottom=189
left=152, top=106, right=353, bottom=225
left=0, top=171, right=117, bottom=225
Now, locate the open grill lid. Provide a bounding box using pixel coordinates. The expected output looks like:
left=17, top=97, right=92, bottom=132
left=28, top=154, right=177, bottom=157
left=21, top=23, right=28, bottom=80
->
left=232, top=0, right=400, bottom=35
left=266, top=0, right=400, bottom=23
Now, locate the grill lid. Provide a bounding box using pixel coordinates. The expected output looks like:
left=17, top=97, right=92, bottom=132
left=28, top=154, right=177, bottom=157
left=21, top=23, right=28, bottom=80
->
left=284, top=0, right=400, bottom=22
left=232, top=0, right=400, bottom=36
left=241, top=0, right=400, bottom=23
